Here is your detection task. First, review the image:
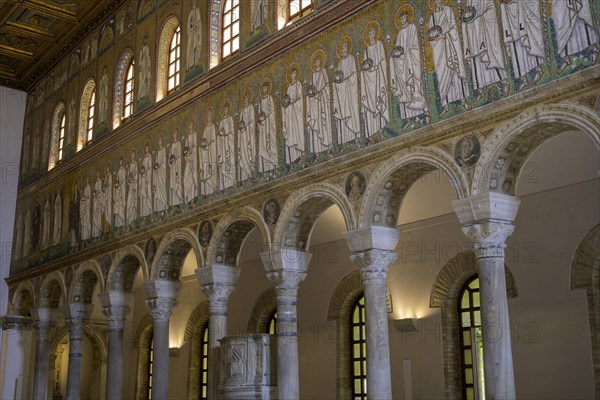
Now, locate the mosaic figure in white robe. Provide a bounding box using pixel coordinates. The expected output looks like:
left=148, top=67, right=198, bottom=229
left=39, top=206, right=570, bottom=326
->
left=258, top=81, right=278, bottom=172
left=361, top=23, right=389, bottom=137
left=99, top=66, right=109, bottom=123
left=169, top=128, right=184, bottom=206
left=187, top=0, right=202, bottom=70
left=126, top=150, right=138, bottom=223
left=14, top=213, right=22, bottom=259
left=307, top=50, right=332, bottom=154
left=391, top=7, right=428, bottom=120
left=80, top=177, right=91, bottom=240
left=200, top=109, right=217, bottom=196
left=462, top=0, right=507, bottom=90
left=138, top=35, right=151, bottom=100
left=53, top=192, right=62, bottom=245
left=184, top=120, right=198, bottom=202
left=428, top=0, right=469, bottom=112
left=282, top=66, right=304, bottom=163
left=332, top=37, right=360, bottom=146
left=92, top=170, right=102, bottom=238
left=239, top=90, right=257, bottom=181
left=103, top=164, right=112, bottom=231
left=42, top=198, right=51, bottom=248
left=251, top=0, right=267, bottom=31
left=154, top=136, right=168, bottom=212
left=140, top=143, right=153, bottom=217
left=500, top=0, right=544, bottom=80
left=23, top=210, right=31, bottom=257
left=114, top=158, right=126, bottom=228
left=218, top=102, right=236, bottom=189
left=552, top=0, right=599, bottom=63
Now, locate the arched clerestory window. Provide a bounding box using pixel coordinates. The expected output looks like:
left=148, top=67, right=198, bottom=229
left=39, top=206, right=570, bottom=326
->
left=77, top=79, right=96, bottom=151
left=156, top=16, right=181, bottom=102
left=221, top=0, right=240, bottom=61
left=48, top=103, right=66, bottom=170
left=458, top=276, right=485, bottom=400
left=113, top=49, right=135, bottom=129
left=287, top=0, right=313, bottom=23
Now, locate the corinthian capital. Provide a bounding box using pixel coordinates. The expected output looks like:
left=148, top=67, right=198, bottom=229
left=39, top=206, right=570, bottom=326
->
left=267, top=269, right=307, bottom=298
left=102, top=305, right=131, bottom=331
left=146, top=297, right=178, bottom=321
left=351, top=249, right=397, bottom=282
left=200, top=283, right=236, bottom=309
left=462, top=221, right=515, bottom=259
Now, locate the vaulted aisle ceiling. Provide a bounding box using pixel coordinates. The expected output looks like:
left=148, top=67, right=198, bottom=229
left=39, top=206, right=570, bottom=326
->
left=0, top=0, right=123, bottom=90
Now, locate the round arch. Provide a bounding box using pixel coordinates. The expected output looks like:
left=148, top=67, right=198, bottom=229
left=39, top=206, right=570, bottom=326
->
left=112, top=48, right=134, bottom=129
left=246, top=288, right=277, bottom=333
left=150, top=227, right=204, bottom=281
left=273, top=182, right=357, bottom=251
left=77, top=77, right=96, bottom=151
left=39, top=272, right=67, bottom=309
left=205, top=206, right=271, bottom=267
left=48, top=102, right=66, bottom=170
left=472, top=102, right=600, bottom=195
left=358, top=146, right=469, bottom=228
left=106, top=244, right=148, bottom=291
left=9, top=281, right=35, bottom=316
left=68, top=261, right=104, bottom=304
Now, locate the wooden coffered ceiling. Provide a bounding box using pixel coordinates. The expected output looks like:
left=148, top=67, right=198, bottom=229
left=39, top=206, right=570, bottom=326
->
left=0, top=0, right=123, bottom=91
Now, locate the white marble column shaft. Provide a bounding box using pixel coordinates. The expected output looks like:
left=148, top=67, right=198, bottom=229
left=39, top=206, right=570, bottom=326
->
left=103, top=305, right=130, bottom=400
left=261, top=249, right=310, bottom=400
left=65, top=318, right=84, bottom=400
left=146, top=296, right=177, bottom=400
left=32, top=320, right=53, bottom=400
left=454, top=192, right=520, bottom=400
left=196, top=265, right=240, bottom=400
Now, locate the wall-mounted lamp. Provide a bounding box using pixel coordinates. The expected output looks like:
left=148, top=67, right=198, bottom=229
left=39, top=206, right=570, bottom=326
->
left=169, top=347, right=180, bottom=357
left=393, top=318, right=419, bottom=333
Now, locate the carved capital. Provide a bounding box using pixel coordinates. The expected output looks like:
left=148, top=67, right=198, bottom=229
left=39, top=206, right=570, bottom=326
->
left=146, top=297, right=177, bottom=321
left=102, top=305, right=131, bottom=331
left=267, top=270, right=307, bottom=299
left=200, top=283, right=236, bottom=311
left=0, top=315, right=33, bottom=331
left=462, top=222, right=514, bottom=259
left=351, top=249, right=397, bottom=282
left=68, top=318, right=85, bottom=340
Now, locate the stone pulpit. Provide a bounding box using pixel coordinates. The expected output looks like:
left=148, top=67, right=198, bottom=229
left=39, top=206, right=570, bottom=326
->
left=218, top=334, right=277, bottom=399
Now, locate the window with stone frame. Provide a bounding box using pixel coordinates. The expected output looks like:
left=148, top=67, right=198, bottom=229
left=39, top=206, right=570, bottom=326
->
left=287, top=0, right=313, bottom=22
left=199, top=322, right=209, bottom=399
left=221, top=0, right=239, bottom=61
left=123, top=59, right=135, bottom=121
left=350, top=294, right=367, bottom=399
left=167, top=25, right=181, bottom=95
left=458, top=276, right=485, bottom=400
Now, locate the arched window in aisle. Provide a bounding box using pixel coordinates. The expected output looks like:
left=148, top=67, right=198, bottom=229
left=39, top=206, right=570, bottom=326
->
left=458, top=276, right=485, bottom=400
left=199, top=322, right=209, bottom=400
left=350, top=294, right=367, bottom=400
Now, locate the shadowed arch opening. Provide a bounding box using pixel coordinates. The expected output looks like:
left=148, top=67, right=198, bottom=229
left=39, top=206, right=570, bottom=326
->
left=206, top=206, right=271, bottom=267
left=473, top=102, right=600, bottom=195
left=152, top=228, right=203, bottom=281
left=10, top=283, right=34, bottom=316
left=571, top=224, right=600, bottom=398
left=247, top=288, right=277, bottom=333
left=107, top=246, right=148, bottom=292
left=430, top=250, right=517, bottom=399
left=358, top=147, right=468, bottom=228
left=70, top=266, right=102, bottom=304
left=134, top=314, right=153, bottom=400
left=274, top=183, right=356, bottom=251
left=39, top=275, right=65, bottom=310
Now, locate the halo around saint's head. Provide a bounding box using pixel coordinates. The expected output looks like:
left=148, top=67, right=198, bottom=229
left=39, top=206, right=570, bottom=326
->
left=242, top=86, right=253, bottom=103
left=428, top=0, right=447, bottom=13
left=395, top=4, right=415, bottom=30
left=220, top=99, right=232, bottom=118
left=260, top=77, right=273, bottom=95
left=205, top=106, right=214, bottom=123
left=286, top=62, right=301, bottom=84
left=363, top=20, right=381, bottom=46
left=336, top=35, right=354, bottom=60
left=310, top=49, right=326, bottom=72
left=187, top=116, right=196, bottom=130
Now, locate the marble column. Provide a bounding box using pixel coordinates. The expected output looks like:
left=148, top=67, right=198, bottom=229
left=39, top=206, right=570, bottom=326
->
left=196, top=265, right=240, bottom=399
left=261, top=249, right=311, bottom=400
left=99, top=291, right=132, bottom=400
left=32, top=318, right=55, bottom=400
left=453, top=192, right=520, bottom=400
left=0, top=315, right=34, bottom=400
left=344, top=225, right=400, bottom=400
left=144, top=281, right=181, bottom=400
left=65, top=303, right=93, bottom=400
